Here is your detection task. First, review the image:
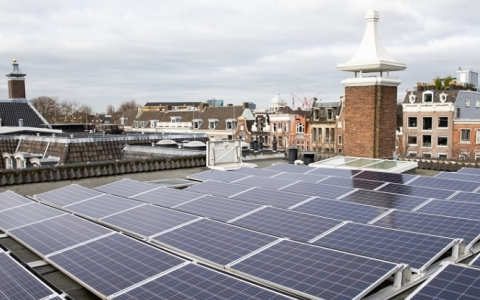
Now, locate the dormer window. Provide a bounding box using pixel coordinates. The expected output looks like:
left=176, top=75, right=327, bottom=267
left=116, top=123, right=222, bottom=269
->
left=326, top=109, right=333, bottom=121
left=170, top=116, right=182, bottom=123
left=208, top=118, right=219, bottom=129
left=226, top=118, right=237, bottom=130
left=192, top=119, right=203, bottom=129
left=422, top=91, right=433, bottom=103
left=439, top=93, right=447, bottom=103
left=409, top=93, right=417, bottom=103
left=150, top=120, right=159, bottom=128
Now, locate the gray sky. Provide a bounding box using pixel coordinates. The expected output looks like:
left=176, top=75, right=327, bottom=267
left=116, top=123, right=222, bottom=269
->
left=0, top=0, right=478, bottom=113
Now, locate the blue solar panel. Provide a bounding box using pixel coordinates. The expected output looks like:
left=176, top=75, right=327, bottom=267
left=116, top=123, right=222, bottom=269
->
left=130, top=187, right=202, bottom=207
left=0, top=191, right=31, bottom=211
left=48, top=233, right=184, bottom=298
left=458, top=167, right=480, bottom=175
left=187, top=169, right=249, bottom=182
left=153, top=219, right=278, bottom=266
left=407, top=264, right=480, bottom=300
left=114, top=263, right=293, bottom=300
left=232, top=207, right=342, bottom=242
left=293, top=197, right=388, bottom=223
left=272, top=172, right=329, bottom=183
left=306, top=167, right=361, bottom=177
left=9, top=214, right=112, bottom=256
left=449, top=192, right=480, bottom=204
left=95, top=178, right=158, bottom=198
left=372, top=210, right=480, bottom=248
left=436, top=171, right=480, bottom=182
left=64, top=194, right=144, bottom=219
left=339, top=189, right=429, bottom=210
left=233, top=176, right=295, bottom=190
left=186, top=181, right=250, bottom=198
left=0, top=203, right=66, bottom=230
left=231, top=187, right=311, bottom=208
left=415, top=200, right=480, bottom=221
left=265, top=163, right=312, bottom=173
left=313, top=223, right=455, bottom=271
left=0, top=252, right=57, bottom=300
left=378, top=183, right=455, bottom=200
left=230, top=240, right=398, bottom=300
left=320, top=176, right=386, bottom=190
left=34, top=184, right=104, bottom=207
left=470, top=254, right=480, bottom=268
left=284, top=181, right=354, bottom=199
left=100, top=204, right=200, bottom=238
left=174, top=195, right=262, bottom=222
left=407, top=176, right=480, bottom=192
left=353, top=170, right=417, bottom=184
left=231, top=167, right=282, bottom=178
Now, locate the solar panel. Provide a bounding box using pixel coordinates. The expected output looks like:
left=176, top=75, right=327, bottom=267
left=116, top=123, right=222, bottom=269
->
left=293, top=197, right=389, bottom=223
left=264, top=163, right=312, bottom=173
left=233, top=176, right=295, bottom=190
left=0, top=252, right=57, bottom=300
left=372, top=210, right=480, bottom=249
left=406, top=263, right=480, bottom=300
left=187, top=169, right=249, bottom=182
left=9, top=214, right=112, bottom=256
left=114, top=263, right=293, bottom=300
left=131, top=187, right=204, bottom=208
left=95, top=178, right=158, bottom=198
left=271, top=172, right=329, bottom=183
left=153, top=219, right=278, bottom=266
left=231, top=167, right=282, bottom=178
left=415, top=199, right=480, bottom=221
left=470, top=254, right=480, bottom=268
left=449, top=191, right=480, bottom=204
left=231, top=187, right=311, bottom=208
left=232, top=207, right=343, bottom=242
left=458, top=167, right=480, bottom=175
left=100, top=204, right=200, bottom=238
left=174, top=195, right=262, bottom=222
left=0, top=203, right=66, bottom=230
left=229, top=240, right=398, bottom=300
left=186, top=181, right=250, bottom=198
left=284, top=181, right=354, bottom=199
left=353, top=170, right=417, bottom=184
left=407, top=176, right=480, bottom=192
left=0, top=191, right=31, bottom=211
left=436, top=171, right=480, bottom=182
left=34, top=184, right=104, bottom=207
left=48, top=233, right=184, bottom=298
left=306, top=167, right=361, bottom=177
left=64, top=194, right=145, bottom=219
left=313, top=222, right=456, bottom=271
left=339, top=189, right=430, bottom=211
left=320, top=176, right=386, bottom=190
left=378, top=183, right=455, bottom=200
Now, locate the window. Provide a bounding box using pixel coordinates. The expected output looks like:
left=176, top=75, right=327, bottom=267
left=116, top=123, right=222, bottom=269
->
left=312, top=128, right=317, bottom=140
left=422, top=152, right=432, bottom=158
left=192, top=119, right=203, bottom=129
left=338, top=135, right=343, bottom=145
left=438, top=117, right=448, bottom=128
left=423, top=92, right=433, bottom=103
left=314, top=109, right=320, bottom=120
left=4, top=157, right=13, bottom=169
left=438, top=153, right=447, bottom=159
left=423, top=117, right=432, bottom=130
left=477, top=100, right=480, bottom=108
left=408, top=151, right=417, bottom=157
left=327, top=109, right=333, bottom=121
left=408, top=135, right=417, bottom=145
left=296, top=123, right=304, bottom=133
left=208, top=119, right=219, bottom=129
left=437, top=136, right=448, bottom=146
left=461, top=129, right=471, bottom=143
left=170, top=116, right=182, bottom=123
left=150, top=120, right=158, bottom=128
left=408, top=117, right=417, bottom=128
left=325, top=128, right=330, bottom=143
left=272, top=123, right=277, bottom=131
left=476, top=129, right=480, bottom=144
left=284, top=123, right=288, bottom=132
left=456, top=107, right=461, bottom=118
left=466, top=99, right=470, bottom=107
left=226, top=118, right=237, bottom=130
left=439, top=93, right=447, bottom=102
left=476, top=152, right=480, bottom=161
left=422, top=135, right=432, bottom=147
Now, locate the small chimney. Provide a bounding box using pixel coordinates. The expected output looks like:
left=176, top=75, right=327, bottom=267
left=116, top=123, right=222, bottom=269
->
left=18, top=119, right=24, bottom=127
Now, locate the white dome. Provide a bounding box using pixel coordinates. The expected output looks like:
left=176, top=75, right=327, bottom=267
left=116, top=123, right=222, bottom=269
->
left=270, top=93, right=287, bottom=105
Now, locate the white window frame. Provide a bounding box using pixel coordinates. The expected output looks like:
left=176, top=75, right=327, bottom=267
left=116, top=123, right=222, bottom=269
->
left=192, top=119, right=203, bottom=129
left=466, top=99, right=471, bottom=107
left=422, top=152, right=432, bottom=158
left=476, top=129, right=480, bottom=144
left=170, top=116, right=182, bottom=123
left=460, top=129, right=471, bottom=143
left=422, top=91, right=433, bottom=103
left=476, top=100, right=480, bottom=108
left=208, top=119, right=219, bottom=129
left=408, top=117, right=417, bottom=128
left=437, top=153, right=448, bottom=159
left=422, top=116, right=433, bottom=130
left=296, top=123, right=304, bottom=133
left=437, top=117, right=448, bottom=128
left=437, top=136, right=448, bottom=147
left=226, top=118, right=237, bottom=130
left=422, top=135, right=432, bottom=148
left=4, top=157, right=13, bottom=169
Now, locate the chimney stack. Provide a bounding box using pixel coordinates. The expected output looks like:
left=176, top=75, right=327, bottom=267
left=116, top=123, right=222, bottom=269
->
left=6, top=59, right=27, bottom=99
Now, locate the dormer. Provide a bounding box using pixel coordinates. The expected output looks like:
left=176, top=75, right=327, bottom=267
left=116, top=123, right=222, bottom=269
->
left=439, top=92, right=447, bottom=103
left=422, top=91, right=433, bottom=103
left=226, top=118, right=237, bottom=130
left=192, top=119, right=203, bottom=129
left=170, top=116, right=182, bottom=123
left=208, top=118, right=219, bottom=129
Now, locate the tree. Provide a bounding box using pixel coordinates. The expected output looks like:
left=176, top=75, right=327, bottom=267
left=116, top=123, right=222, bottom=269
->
left=78, top=104, right=94, bottom=123
left=59, top=100, right=80, bottom=123
left=29, top=96, right=59, bottom=123
left=118, top=100, right=138, bottom=117
left=106, top=104, right=115, bottom=115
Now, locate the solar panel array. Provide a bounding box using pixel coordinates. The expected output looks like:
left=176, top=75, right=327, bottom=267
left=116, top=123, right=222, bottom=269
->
left=34, top=184, right=104, bottom=207
left=231, top=187, right=311, bottom=208
left=0, top=202, right=66, bottom=230
left=95, top=178, right=158, bottom=198
left=415, top=200, right=480, bottom=221
left=449, top=191, right=480, bottom=204
left=283, top=181, right=355, bottom=199
left=0, top=191, right=31, bottom=211
left=458, top=167, right=480, bottom=175
left=436, top=171, right=480, bottom=182
left=407, top=176, right=480, bottom=192
left=130, top=187, right=202, bottom=207
left=186, top=180, right=249, bottom=198
left=339, top=189, right=429, bottom=211
left=63, top=194, right=145, bottom=219
left=378, top=183, right=455, bottom=199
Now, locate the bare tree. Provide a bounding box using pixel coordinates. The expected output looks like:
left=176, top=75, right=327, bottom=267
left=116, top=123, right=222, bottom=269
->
left=59, top=100, right=80, bottom=123
left=78, top=104, right=94, bottom=123
left=106, top=104, right=115, bottom=116
left=118, top=100, right=138, bottom=117
left=29, top=96, right=59, bottom=123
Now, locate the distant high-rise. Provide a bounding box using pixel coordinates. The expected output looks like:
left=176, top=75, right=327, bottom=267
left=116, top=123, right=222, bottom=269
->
left=337, top=10, right=406, bottom=158
left=6, top=58, right=26, bottom=99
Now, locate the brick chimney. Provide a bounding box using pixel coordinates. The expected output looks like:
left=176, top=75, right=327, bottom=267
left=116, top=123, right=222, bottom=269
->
left=6, top=58, right=26, bottom=99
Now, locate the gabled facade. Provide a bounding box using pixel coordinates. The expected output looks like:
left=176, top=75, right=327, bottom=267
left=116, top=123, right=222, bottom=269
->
left=311, top=99, right=342, bottom=153
left=452, top=91, right=480, bottom=160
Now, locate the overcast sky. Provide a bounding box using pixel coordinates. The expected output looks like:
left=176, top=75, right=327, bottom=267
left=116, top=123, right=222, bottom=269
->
left=0, top=0, right=478, bottom=112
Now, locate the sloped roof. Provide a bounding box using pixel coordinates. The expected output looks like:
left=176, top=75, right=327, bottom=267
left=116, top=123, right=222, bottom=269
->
left=402, top=90, right=459, bottom=104
left=0, top=100, right=49, bottom=128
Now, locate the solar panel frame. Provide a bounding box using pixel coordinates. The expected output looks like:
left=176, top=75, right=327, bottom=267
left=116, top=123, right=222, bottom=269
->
left=34, top=184, right=104, bottom=207
left=405, top=263, right=480, bottom=300
left=47, top=233, right=184, bottom=298
left=0, top=203, right=66, bottom=231
left=378, top=183, right=455, bottom=199
left=229, top=239, right=399, bottom=300
left=152, top=219, right=279, bottom=267
left=63, top=194, right=145, bottom=219
left=407, top=176, right=480, bottom=192
left=415, top=199, right=480, bottom=221
left=470, top=253, right=480, bottom=268
left=232, top=207, right=343, bottom=242
left=130, top=187, right=203, bottom=208
left=293, top=197, right=389, bottom=223
left=113, top=263, right=294, bottom=300
left=94, top=178, right=158, bottom=198
left=100, top=204, right=201, bottom=238
left=9, top=214, right=113, bottom=256
left=0, top=252, right=57, bottom=300
left=231, top=187, right=312, bottom=208
left=0, top=191, right=32, bottom=211
left=339, top=189, right=430, bottom=211
left=283, top=181, right=355, bottom=199
left=313, top=222, right=456, bottom=271
left=187, top=169, right=250, bottom=182
left=174, top=194, right=262, bottom=222
left=185, top=180, right=252, bottom=198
